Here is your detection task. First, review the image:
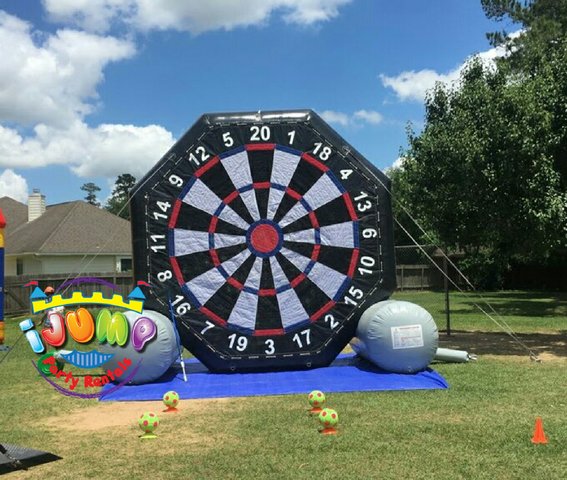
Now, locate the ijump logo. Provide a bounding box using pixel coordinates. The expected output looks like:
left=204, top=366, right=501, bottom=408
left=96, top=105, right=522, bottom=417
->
left=30, top=291, right=145, bottom=314
left=20, top=278, right=157, bottom=399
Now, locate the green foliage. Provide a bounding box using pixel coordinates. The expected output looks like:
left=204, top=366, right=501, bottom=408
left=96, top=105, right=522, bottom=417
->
left=80, top=182, right=101, bottom=206
left=399, top=57, right=566, bottom=287
left=105, top=173, right=136, bottom=220
left=394, top=1, right=567, bottom=287
left=482, top=0, right=567, bottom=74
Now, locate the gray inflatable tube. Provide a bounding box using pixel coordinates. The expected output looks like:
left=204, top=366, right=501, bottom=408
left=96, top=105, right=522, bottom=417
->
left=435, top=347, right=477, bottom=363
left=350, top=300, right=439, bottom=373
left=99, top=309, right=179, bottom=384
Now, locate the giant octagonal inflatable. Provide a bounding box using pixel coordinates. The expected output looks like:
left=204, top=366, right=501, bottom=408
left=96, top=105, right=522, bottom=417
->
left=130, top=110, right=396, bottom=372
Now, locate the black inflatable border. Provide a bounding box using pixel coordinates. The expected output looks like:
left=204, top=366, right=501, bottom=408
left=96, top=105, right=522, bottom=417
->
left=130, top=110, right=396, bottom=372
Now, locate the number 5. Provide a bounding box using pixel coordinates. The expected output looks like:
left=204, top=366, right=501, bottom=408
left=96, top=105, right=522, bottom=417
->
left=223, top=132, right=234, bottom=147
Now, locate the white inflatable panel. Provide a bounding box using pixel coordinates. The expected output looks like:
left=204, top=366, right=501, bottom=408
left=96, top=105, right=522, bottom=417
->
left=100, top=309, right=179, bottom=384
left=350, top=300, right=438, bottom=373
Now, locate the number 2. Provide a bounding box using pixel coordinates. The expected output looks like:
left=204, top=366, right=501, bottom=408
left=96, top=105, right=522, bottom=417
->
left=325, top=314, right=339, bottom=329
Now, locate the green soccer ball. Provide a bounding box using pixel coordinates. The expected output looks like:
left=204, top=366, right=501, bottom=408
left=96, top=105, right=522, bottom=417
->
left=318, top=408, right=339, bottom=428
left=138, top=412, right=160, bottom=434
left=163, top=390, right=180, bottom=408
left=308, top=390, right=326, bottom=408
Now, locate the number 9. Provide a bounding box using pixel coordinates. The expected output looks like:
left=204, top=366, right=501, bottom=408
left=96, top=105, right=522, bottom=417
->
left=362, top=228, right=377, bottom=238
left=169, top=174, right=183, bottom=187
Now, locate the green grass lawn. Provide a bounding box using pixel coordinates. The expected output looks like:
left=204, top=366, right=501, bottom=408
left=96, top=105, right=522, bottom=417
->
left=0, top=291, right=565, bottom=479
left=393, top=290, right=567, bottom=333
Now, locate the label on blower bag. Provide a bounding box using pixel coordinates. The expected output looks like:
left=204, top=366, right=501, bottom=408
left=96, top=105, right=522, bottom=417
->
left=391, top=324, right=424, bottom=349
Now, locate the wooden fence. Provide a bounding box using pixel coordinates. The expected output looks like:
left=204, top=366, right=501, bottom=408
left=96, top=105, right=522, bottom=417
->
left=2, top=257, right=455, bottom=315
left=3, top=272, right=133, bottom=316
left=394, top=245, right=464, bottom=291
left=396, top=264, right=444, bottom=291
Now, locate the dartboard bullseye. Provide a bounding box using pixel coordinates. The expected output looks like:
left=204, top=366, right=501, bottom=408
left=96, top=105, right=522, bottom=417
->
left=131, top=110, right=396, bottom=372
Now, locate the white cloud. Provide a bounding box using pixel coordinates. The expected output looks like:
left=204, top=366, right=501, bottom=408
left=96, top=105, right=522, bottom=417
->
left=42, top=0, right=135, bottom=33
left=0, top=11, right=135, bottom=128
left=320, top=110, right=350, bottom=126
left=72, top=123, right=175, bottom=177
left=353, top=109, right=383, bottom=125
left=0, top=121, right=174, bottom=178
left=0, top=11, right=174, bottom=180
left=380, top=69, right=460, bottom=103
left=0, top=169, right=29, bottom=202
left=380, top=33, right=521, bottom=102
left=320, top=109, right=383, bottom=127
left=43, top=0, right=352, bottom=34
left=391, top=156, right=405, bottom=169
left=384, top=156, right=408, bottom=178
left=0, top=1, right=351, bottom=185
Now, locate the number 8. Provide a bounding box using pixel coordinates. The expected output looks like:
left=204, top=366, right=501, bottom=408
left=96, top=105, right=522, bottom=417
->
left=157, top=270, right=172, bottom=282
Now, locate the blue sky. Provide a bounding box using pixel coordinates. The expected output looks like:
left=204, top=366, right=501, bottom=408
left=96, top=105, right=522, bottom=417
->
left=0, top=0, right=512, bottom=206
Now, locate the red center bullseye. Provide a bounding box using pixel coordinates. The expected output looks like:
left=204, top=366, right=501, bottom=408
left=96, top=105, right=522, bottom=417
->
left=250, top=223, right=280, bottom=254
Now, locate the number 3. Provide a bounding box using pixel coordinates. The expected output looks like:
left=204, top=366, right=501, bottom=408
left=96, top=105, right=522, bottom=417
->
left=264, top=339, right=275, bottom=354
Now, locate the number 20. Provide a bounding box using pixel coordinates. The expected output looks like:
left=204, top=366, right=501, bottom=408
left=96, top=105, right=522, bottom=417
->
left=250, top=125, right=270, bottom=141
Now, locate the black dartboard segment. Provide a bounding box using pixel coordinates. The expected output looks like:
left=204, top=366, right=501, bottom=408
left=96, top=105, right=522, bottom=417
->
left=131, top=110, right=396, bottom=372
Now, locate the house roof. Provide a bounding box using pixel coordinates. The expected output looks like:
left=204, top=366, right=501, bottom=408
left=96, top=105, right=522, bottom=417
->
left=1, top=199, right=131, bottom=256
left=0, top=196, right=28, bottom=234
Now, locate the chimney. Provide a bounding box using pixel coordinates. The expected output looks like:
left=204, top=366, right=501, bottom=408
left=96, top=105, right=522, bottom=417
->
left=28, top=188, right=46, bottom=222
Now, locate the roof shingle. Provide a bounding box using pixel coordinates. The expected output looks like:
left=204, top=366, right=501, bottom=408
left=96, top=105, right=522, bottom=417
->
left=0, top=199, right=131, bottom=255
left=0, top=196, right=28, bottom=235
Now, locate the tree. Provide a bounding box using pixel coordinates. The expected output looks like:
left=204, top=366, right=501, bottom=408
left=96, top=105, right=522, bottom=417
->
left=482, top=0, right=567, bottom=74
left=399, top=59, right=566, bottom=287
left=482, top=0, right=567, bottom=188
left=387, top=154, right=436, bottom=247
left=105, top=174, right=137, bottom=220
left=393, top=1, right=567, bottom=287
left=80, top=182, right=101, bottom=207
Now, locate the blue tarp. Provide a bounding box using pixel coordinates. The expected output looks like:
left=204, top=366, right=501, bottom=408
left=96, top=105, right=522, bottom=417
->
left=100, top=353, right=448, bottom=401
left=101, top=354, right=449, bottom=401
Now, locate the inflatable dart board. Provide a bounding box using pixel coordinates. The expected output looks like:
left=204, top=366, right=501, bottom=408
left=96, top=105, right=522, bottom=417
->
left=130, top=110, right=396, bottom=372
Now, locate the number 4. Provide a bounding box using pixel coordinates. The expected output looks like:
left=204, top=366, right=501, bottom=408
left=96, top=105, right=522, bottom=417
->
left=157, top=201, right=171, bottom=212
left=340, top=169, right=352, bottom=180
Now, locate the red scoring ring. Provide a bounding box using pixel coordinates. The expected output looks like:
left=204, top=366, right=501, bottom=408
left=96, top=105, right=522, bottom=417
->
left=169, top=145, right=361, bottom=332
left=250, top=223, right=280, bottom=253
